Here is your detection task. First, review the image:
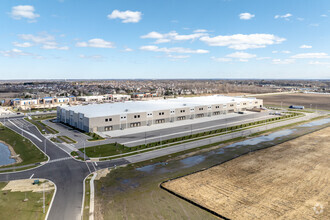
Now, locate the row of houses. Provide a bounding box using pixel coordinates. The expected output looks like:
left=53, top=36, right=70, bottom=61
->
left=10, top=94, right=132, bottom=110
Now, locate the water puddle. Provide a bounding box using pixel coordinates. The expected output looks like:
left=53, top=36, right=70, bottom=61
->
left=0, top=142, right=15, bottom=166
left=136, top=162, right=168, bottom=173
left=135, top=118, right=329, bottom=175
left=180, top=155, right=205, bottom=168
left=225, top=129, right=295, bottom=148
left=298, top=118, right=330, bottom=127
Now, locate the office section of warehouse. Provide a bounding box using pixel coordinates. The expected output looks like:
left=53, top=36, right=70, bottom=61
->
left=57, top=95, right=263, bottom=132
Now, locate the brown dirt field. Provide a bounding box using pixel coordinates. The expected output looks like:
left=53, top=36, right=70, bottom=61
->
left=258, top=93, right=330, bottom=110
left=163, top=127, right=330, bottom=220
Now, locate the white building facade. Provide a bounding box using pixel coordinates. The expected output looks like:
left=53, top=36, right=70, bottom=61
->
left=57, top=95, right=263, bottom=132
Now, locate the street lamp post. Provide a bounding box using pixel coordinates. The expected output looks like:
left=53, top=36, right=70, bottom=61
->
left=83, top=141, right=86, bottom=161
left=42, top=181, right=45, bottom=214
left=44, top=139, right=47, bottom=156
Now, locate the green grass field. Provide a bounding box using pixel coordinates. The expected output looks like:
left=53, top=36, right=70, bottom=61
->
left=31, top=114, right=56, bottom=121
left=95, top=166, right=217, bottom=220
left=0, top=124, right=46, bottom=168
left=0, top=182, right=54, bottom=220
left=82, top=143, right=128, bottom=158
left=57, top=136, right=77, bottom=144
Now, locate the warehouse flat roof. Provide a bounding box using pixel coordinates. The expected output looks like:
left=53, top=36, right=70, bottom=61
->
left=59, top=95, right=258, bottom=118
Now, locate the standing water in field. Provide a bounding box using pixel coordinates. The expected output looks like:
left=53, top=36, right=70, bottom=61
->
left=0, top=142, right=15, bottom=166
left=136, top=118, right=330, bottom=173
left=298, top=118, right=330, bottom=127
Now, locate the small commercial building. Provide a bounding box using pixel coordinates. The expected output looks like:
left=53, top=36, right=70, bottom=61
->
left=11, top=96, right=76, bottom=110
left=57, top=95, right=263, bottom=132
left=76, top=94, right=131, bottom=102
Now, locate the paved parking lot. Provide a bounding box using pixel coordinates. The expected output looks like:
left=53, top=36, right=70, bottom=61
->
left=44, top=111, right=275, bottom=149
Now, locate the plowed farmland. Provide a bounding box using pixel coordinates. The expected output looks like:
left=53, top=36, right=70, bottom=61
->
left=163, top=127, right=330, bottom=219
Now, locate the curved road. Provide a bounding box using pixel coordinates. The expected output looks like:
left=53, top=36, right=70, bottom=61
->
left=0, top=118, right=129, bottom=220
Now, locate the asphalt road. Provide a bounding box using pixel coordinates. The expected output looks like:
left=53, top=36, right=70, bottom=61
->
left=0, top=118, right=129, bottom=220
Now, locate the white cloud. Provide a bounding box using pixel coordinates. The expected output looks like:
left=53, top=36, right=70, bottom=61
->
left=212, top=52, right=256, bottom=63
left=256, top=57, right=271, bottom=60
left=226, top=52, right=256, bottom=59
left=141, top=31, right=208, bottom=44
left=76, top=38, right=115, bottom=48
left=0, top=48, right=32, bottom=57
left=321, top=14, right=328, bottom=17
left=123, top=47, right=133, bottom=52
left=107, top=10, right=142, bottom=23
left=272, top=59, right=295, bottom=64
left=309, top=23, right=319, bottom=27
left=300, top=45, right=312, bottom=49
left=291, top=53, right=330, bottom=59
left=167, top=54, right=190, bottom=59
left=239, top=13, right=255, bottom=20
left=274, top=13, right=292, bottom=19
left=140, top=45, right=209, bottom=54
left=18, top=33, right=69, bottom=50
left=272, top=50, right=291, bottom=54
left=10, top=5, right=39, bottom=21
left=309, top=61, right=330, bottom=65
left=211, top=57, right=232, bottom=62
left=194, top=29, right=208, bottom=33
left=200, top=34, right=285, bottom=50
left=12, top=42, right=32, bottom=48
left=42, top=45, right=69, bottom=50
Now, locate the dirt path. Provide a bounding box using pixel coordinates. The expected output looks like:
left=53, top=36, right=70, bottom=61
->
left=2, top=179, right=54, bottom=192
left=163, top=127, right=330, bottom=219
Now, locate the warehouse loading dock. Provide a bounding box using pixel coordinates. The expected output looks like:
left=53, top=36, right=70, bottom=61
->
left=57, top=95, right=263, bottom=132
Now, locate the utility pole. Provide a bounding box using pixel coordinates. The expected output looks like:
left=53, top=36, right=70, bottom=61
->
left=226, top=118, right=227, bottom=134
left=190, top=124, right=192, bottom=135
left=83, top=141, right=86, bottom=161
left=144, top=132, right=147, bottom=145
left=22, top=125, right=25, bottom=141
left=44, top=139, right=47, bottom=156
left=42, top=181, right=45, bottom=214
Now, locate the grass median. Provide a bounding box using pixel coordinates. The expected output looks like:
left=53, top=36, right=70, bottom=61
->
left=0, top=124, right=46, bottom=168
left=82, top=175, right=92, bottom=220
left=0, top=181, right=54, bottom=220
left=25, top=118, right=58, bottom=134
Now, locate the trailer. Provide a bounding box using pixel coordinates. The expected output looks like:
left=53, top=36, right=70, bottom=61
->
left=289, top=105, right=304, bottom=110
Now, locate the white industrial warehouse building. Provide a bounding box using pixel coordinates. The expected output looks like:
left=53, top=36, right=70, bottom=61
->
left=57, top=95, right=263, bottom=132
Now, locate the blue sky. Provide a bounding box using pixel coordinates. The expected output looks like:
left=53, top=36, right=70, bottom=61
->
left=1, top=0, right=330, bottom=79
